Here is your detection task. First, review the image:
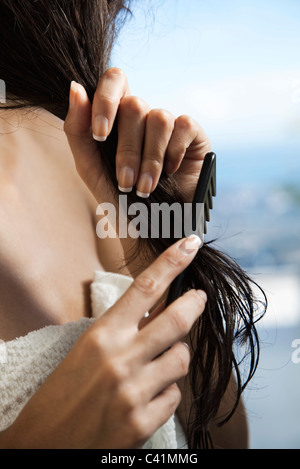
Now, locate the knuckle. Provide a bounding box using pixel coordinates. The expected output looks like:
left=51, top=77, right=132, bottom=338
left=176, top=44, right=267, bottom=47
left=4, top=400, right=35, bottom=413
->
left=133, top=274, right=158, bottom=296
left=116, top=144, right=140, bottom=165
left=96, top=93, right=118, bottom=107
left=119, top=95, right=148, bottom=116
left=128, top=412, right=149, bottom=441
left=142, top=156, right=163, bottom=172
left=174, top=344, right=190, bottom=375
left=176, top=114, right=196, bottom=132
left=170, top=309, right=190, bottom=336
left=63, top=119, right=79, bottom=138
left=143, top=150, right=163, bottom=165
left=163, top=249, right=184, bottom=268
left=104, top=67, right=126, bottom=81
left=167, top=383, right=182, bottom=410
left=167, top=141, right=186, bottom=161
left=118, top=383, right=137, bottom=411
left=82, top=327, right=108, bottom=357
left=203, top=139, right=212, bottom=153
left=148, top=108, right=174, bottom=130
left=105, top=358, right=128, bottom=384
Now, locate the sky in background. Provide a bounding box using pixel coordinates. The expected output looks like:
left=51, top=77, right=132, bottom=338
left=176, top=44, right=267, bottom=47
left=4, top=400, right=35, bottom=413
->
left=111, top=0, right=300, bottom=186
left=110, top=0, right=300, bottom=325
left=111, top=2, right=300, bottom=448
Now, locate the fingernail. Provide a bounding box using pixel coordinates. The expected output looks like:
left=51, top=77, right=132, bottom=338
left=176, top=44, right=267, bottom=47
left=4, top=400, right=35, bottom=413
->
left=179, top=234, right=202, bottom=254
left=69, top=81, right=78, bottom=109
left=197, top=290, right=207, bottom=303
left=118, top=166, right=135, bottom=193
left=93, top=115, right=109, bottom=142
left=136, top=173, right=153, bottom=198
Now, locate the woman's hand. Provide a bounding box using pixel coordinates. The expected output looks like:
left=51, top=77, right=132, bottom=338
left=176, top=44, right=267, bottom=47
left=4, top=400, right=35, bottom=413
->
left=64, top=68, right=211, bottom=204
left=2, top=236, right=206, bottom=449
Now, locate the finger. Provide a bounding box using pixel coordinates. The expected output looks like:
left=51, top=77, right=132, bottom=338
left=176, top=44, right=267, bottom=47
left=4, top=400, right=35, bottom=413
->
left=142, top=383, right=182, bottom=438
left=64, top=81, right=103, bottom=194
left=92, top=68, right=130, bottom=142
left=116, top=96, right=150, bottom=193
left=99, top=234, right=202, bottom=328
left=128, top=342, right=190, bottom=405
left=136, top=109, right=175, bottom=198
left=165, top=115, right=211, bottom=175
left=122, top=382, right=181, bottom=447
left=164, top=115, right=198, bottom=175
left=135, top=288, right=207, bottom=364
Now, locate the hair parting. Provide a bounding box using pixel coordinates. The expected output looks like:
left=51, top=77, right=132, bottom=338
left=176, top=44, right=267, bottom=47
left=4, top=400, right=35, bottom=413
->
left=0, top=0, right=267, bottom=449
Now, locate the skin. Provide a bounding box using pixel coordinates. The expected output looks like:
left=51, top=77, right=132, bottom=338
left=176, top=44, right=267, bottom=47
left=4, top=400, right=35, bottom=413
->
left=0, top=68, right=248, bottom=448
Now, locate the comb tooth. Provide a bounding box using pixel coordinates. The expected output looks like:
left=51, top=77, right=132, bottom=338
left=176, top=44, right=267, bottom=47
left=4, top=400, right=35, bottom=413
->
left=204, top=200, right=210, bottom=222
left=208, top=188, right=213, bottom=209
left=191, top=152, right=216, bottom=239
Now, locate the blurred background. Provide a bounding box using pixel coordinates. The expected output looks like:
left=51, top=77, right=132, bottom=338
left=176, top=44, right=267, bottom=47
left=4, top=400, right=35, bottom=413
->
left=111, top=0, right=300, bottom=448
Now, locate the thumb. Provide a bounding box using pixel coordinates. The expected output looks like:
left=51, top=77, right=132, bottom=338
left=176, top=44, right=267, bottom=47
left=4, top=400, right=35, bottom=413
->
left=64, top=81, right=105, bottom=198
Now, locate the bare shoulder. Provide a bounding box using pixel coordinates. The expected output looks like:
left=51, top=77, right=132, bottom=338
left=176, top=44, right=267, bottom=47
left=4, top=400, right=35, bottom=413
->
left=176, top=372, right=249, bottom=449
left=209, top=374, right=249, bottom=449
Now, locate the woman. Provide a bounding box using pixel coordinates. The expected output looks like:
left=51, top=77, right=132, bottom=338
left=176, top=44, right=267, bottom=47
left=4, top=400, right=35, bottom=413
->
left=0, top=0, right=265, bottom=449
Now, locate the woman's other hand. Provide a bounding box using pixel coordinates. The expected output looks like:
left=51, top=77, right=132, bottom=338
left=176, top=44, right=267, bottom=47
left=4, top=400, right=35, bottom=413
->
left=2, top=236, right=206, bottom=449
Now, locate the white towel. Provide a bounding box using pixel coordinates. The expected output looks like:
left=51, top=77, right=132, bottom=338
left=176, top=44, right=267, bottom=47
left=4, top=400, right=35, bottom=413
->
left=0, top=271, right=179, bottom=448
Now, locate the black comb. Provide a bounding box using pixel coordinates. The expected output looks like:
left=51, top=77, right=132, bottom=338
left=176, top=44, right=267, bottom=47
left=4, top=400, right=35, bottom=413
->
left=192, top=151, right=217, bottom=243
left=165, top=152, right=217, bottom=306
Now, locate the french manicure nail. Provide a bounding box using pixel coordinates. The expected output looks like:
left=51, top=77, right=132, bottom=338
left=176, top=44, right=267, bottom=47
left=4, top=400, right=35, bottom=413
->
left=93, top=115, right=109, bottom=142
left=179, top=235, right=202, bottom=254
left=136, top=190, right=150, bottom=199
left=118, top=166, right=134, bottom=193
left=136, top=173, right=153, bottom=198
left=69, top=81, right=78, bottom=109
left=197, top=290, right=207, bottom=303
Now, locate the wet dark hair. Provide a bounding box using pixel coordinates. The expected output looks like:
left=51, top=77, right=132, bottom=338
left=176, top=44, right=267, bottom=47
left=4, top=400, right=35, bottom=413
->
left=0, top=0, right=266, bottom=449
